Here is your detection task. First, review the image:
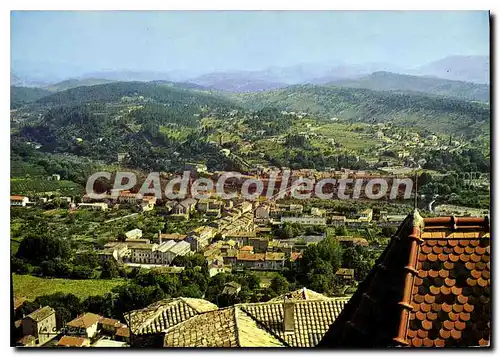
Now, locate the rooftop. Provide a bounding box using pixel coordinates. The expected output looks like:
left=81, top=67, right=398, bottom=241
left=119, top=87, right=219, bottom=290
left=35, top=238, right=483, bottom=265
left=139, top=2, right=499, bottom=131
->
left=124, top=298, right=218, bottom=335
left=67, top=312, right=101, bottom=329
left=156, top=240, right=177, bottom=252
left=237, top=253, right=265, bottom=261
left=25, top=306, right=55, bottom=322
left=335, top=236, right=369, bottom=246
left=57, top=335, right=88, bottom=347
left=268, top=287, right=338, bottom=302
left=319, top=212, right=491, bottom=348
left=159, top=233, right=187, bottom=241
left=115, top=327, right=131, bottom=338
left=99, top=317, right=122, bottom=327
left=168, top=241, right=191, bottom=255
left=163, top=297, right=350, bottom=347
left=164, top=306, right=283, bottom=347
left=93, top=339, right=128, bottom=347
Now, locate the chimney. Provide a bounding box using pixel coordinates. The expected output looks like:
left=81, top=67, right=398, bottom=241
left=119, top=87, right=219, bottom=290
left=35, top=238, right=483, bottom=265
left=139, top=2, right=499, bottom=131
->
left=283, top=298, right=295, bottom=334
left=158, top=230, right=162, bottom=244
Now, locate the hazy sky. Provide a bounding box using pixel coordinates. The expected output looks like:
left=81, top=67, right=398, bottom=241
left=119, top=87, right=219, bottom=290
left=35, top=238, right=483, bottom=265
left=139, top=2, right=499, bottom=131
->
left=11, top=11, right=490, bottom=75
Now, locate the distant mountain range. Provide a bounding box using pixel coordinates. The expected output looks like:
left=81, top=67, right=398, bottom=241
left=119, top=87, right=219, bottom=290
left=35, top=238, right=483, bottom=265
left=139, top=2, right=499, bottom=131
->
left=413, top=55, right=490, bottom=84
left=11, top=55, right=489, bottom=95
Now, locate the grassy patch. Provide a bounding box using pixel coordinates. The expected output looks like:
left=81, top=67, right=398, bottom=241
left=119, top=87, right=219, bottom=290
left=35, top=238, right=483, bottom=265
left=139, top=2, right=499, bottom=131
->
left=10, top=178, right=84, bottom=196
left=12, top=274, right=126, bottom=301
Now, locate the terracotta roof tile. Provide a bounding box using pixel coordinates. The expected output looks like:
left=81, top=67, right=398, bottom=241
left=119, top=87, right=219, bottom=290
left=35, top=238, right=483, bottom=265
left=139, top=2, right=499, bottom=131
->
left=319, top=212, right=490, bottom=348
left=67, top=312, right=101, bottom=328
left=57, top=336, right=88, bottom=347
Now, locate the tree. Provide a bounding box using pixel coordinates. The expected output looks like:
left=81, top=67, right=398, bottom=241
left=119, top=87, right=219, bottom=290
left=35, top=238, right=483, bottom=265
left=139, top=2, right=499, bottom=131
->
left=269, top=275, right=289, bottom=296
left=74, top=251, right=100, bottom=269
left=342, top=245, right=372, bottom=281
left=71, top=265, right=94, bottom=279
left=244, top=273, right=261, bottom=290
left=177, top=284, right=203, bottom=298
left=16, top=235, right=71, bottom=264
left=101, top=259, right=120, bottom=279
left=117, top=232, right=127, bottom=242
left=82, top=294, right=114, bottom=317
left=11, top=256, right=31, bottom=274
left=307, top=273, right=331, bottom=293
left=316, top=237, right=343, bottom=273
left=335, top=226, right=348, bottom=236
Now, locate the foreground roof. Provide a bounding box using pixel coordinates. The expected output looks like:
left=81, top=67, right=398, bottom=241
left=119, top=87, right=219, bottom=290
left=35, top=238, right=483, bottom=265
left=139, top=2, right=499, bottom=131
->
left=164, top=307, right=284, bottom=347
left=319, top=212, right=491, bottom=348
left=162, top=297, right=350, bottom=347
left=125, top=289, right=350, bottom=347
left=124, top=298, right=218, bottom=335
left=239, top=298, right=350, bottom=347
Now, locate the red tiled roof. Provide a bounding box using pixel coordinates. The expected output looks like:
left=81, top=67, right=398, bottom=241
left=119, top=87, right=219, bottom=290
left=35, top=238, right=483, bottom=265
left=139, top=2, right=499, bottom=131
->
left=115, top=327, right=130, bottom=338
left=57, top=335, right=87, bottom=347
left=319, top=212, right=490, bottom=348
left=159, top=233, right=187, bottom=241
left=67, top=312, right=101, bottom=329
left=10, top=195, right=27, bottom=201
left=99, top=316, right=122, bottom=327
left=237, top=253, right=265, bottom=261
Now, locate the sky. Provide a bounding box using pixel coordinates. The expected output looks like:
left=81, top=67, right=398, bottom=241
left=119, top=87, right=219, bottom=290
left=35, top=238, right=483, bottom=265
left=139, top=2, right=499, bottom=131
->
left=11, top=11, right=490, bottom=77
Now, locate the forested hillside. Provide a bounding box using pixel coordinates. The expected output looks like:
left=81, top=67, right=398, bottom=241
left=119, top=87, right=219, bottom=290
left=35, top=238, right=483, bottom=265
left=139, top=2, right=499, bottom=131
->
left=44, top=78, right=116, bottom=92
left=11, top=86, right=51, bottom=109
left=35, top=81, right=234, bottom=108
left=329, top=71, right=489, bottom=102
left=11, top=80, right=490, bottom=175
left=231, top=85, right=490, bottom=137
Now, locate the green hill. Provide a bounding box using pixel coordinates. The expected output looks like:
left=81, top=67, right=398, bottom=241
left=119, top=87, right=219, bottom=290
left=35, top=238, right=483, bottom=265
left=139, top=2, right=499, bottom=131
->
left=329, top=71, right=489, bottom=102
left=35, top=81, right=234, bottom=108
left=11, top=86, right=52, bottom=109
left=44, top=78, right=116, bottom=92
left=232, top=84, right=490, bottom=137
left=13, top=82, right=240, bottom=172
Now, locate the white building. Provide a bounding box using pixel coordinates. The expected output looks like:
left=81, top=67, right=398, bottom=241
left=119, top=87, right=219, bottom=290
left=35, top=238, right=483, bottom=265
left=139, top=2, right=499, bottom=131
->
left=129, top=241, right=191, bottom=265
left=280, top=216, right=327, bottom=226
left=125, top=229, right=143, bottom=240
left=10, top=195, right=29, bottom=207
left=77, top=203, right=108, bottom=211
left=66, top=313, right=101, bottom=339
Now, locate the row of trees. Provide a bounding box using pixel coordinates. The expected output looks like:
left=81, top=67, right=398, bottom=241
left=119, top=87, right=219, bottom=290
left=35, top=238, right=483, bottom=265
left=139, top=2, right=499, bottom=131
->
left=13, top=235, right=125, bottom=280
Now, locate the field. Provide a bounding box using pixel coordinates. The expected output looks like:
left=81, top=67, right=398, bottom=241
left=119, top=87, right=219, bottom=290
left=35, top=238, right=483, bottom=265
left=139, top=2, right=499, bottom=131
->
left=12, top=274, right=126, bottom=301
left=314, top=122, right=381, bottom=151
left=10, top=178, right=84, bottom=196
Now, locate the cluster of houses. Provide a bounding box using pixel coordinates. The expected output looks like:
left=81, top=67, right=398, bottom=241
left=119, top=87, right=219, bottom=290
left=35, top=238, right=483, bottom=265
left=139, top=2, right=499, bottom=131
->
left=98, top=229, right=191, bottom=266
left=14, top=306, right=129, bottom=347
left=10, top=195, right=73, bottom=208
left=81, top=190, right=157, bottom=212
